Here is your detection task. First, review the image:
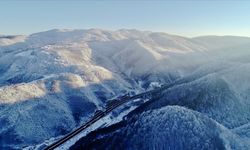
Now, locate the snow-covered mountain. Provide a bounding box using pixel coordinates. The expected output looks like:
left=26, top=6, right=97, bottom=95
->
left=70, top=40, right=250, bottom=150
left=1, top=29, right=250, bottom=149
left=71, top=106, right=250, bottom=150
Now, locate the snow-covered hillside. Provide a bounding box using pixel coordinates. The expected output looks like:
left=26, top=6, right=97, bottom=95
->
left=71, top=106, right=250, bottom=150
left=1, top=29, right=250, bottom=149
left=71, top=61, right=250, bottom=150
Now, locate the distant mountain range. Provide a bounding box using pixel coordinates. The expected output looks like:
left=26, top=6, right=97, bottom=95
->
left=1, top=29, right=250, bottom=149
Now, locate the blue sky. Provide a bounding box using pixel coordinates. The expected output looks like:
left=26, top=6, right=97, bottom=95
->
left=1, top=0, right=250, bottom=37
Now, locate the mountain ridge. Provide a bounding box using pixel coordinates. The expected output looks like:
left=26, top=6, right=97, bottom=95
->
left=1, top=29, right=250, bottom=149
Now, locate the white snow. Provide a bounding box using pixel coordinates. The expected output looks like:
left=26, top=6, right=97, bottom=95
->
left=72, top=106, right=250, bottom=150
left=55, top=101, right=140, bottom=150
left=26, top=98, right=142, bottom=150
left=1, top=29, right=250, bottom=149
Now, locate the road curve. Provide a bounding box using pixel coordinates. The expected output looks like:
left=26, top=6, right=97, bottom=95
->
left=44, top=68, right=216, bottom=150
left=44, top=81, right=178, bottom=150
left=45, top=95, right=144, bottom=149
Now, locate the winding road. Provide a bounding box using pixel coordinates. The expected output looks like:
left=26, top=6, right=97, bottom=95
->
left=44, top=82, right=176, bottom=150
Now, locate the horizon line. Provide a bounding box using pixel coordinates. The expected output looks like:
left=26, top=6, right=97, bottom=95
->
left=1, top=28, right=250, bottom=39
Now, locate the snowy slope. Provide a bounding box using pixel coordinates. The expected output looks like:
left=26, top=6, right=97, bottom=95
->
left=71, top=61, right=250, bottom=149
left=70, top=33, right=250, bottom=150
left=159, top=66, right=250, bottom=129
left=1, top=29, right=250, bottom=149
left=71, top=106, right=250, bottom=150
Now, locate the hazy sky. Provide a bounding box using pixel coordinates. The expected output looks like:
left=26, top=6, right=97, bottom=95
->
left=1, top=0, right=250, bottom=37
